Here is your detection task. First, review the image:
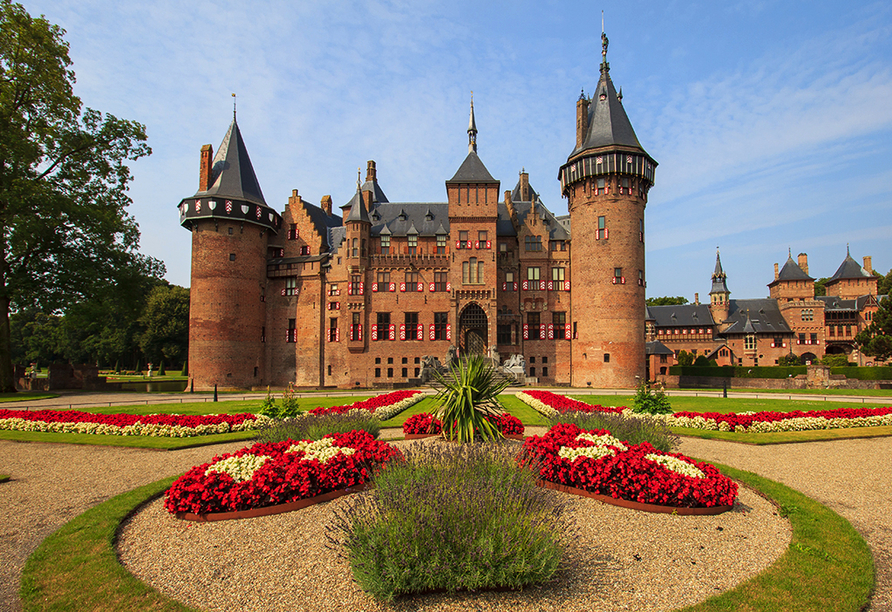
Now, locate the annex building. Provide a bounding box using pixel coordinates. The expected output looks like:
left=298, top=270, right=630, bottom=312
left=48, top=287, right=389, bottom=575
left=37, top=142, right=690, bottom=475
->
left=645, top=249, right=886, bottom=376
left=180, top=34, right=657, bottom=390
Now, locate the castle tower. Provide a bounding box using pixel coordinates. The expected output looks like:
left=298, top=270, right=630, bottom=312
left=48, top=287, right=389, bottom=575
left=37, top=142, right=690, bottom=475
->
left=559, top=31, right=657, bottom=388
left=446, top=97, right=500, bottom=355
left=178, top=116, right=282, bottom=390
left=344, top=179, right=371, bottom=354
left=709, top=249, right=731, bottom=326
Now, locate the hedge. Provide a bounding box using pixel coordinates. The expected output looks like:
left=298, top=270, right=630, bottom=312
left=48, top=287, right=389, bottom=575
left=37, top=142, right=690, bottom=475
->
left=667, top=365, right=892, bottom=381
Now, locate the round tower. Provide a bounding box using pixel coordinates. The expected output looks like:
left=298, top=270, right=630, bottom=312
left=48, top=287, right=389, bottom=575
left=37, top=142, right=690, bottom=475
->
left=559, top=31, right=657, bottom=388
left=178, top=117, right=282, bottom=390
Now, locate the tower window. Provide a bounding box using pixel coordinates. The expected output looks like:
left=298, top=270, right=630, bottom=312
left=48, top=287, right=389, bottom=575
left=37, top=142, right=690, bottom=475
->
left=380, top=234, right=390, bottom=254
left=408, top=234, right=417, bottom=254
left=613, top=268, right=623, bottom=284
left=229, top=253, right=236, bottom=261
left=596, top=177, right=606, bottom=195
left=463, top=257, right=483, bottom=284
left=597, top=216, right=607, bottom=240
left=436, top=234, right=446, bottom=254
left=639, top=219, right=644, bottom=242
left=603, top=353, right=610, bottom=363
left=525, top=236, right=542, bottom=251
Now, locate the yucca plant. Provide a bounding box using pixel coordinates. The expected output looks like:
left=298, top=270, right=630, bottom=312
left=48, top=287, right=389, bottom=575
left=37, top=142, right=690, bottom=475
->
left=432, top=354, right=510, bottom=442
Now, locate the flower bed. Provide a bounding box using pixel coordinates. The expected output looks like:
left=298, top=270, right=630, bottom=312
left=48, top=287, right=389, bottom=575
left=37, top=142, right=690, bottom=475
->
left=164, top=430, right=400, bottom=516
left=516, top=390, right=892, bottom=433
left=0, top=408, right=267, bottom=438
left=523, top=423, right=737, bottom=509
left=308, top=390, right=423, bottom=420
left=515, top=390, right=622, bottom=417
left=403, top=412, right=524, bottom=438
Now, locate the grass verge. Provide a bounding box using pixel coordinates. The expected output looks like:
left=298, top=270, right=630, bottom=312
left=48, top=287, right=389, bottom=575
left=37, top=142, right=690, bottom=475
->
left=0, top=429, right=257, bottom=450
left=673, top=462, right=874, bottom=612
left=19, top=463, right=874, bottom=611
left=671, top=425, right=892, bottom=445
left=569, top=394, right=892, bottom=414
left=0, top=392, right=59, bottom=403
left=19, top=476, right=200, bottom=612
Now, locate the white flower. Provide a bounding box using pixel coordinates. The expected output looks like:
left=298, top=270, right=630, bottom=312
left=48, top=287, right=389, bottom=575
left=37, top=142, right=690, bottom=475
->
left=575, top=432, right=628, bottom=451
left=559, top=444, right=617, bottom=462
left=206, top=454, right=271, bottom=482
left=286, top=438, right=356, bottom=463
left=645, top=453, right=705, bottom=479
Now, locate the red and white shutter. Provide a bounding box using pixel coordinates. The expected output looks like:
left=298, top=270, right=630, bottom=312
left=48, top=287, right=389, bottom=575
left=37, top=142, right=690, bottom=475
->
left=446, top=324, right=452, bottom=341
left=523, top=324, right=529, bottom=340
left=399, top=324, right=406, bottom=341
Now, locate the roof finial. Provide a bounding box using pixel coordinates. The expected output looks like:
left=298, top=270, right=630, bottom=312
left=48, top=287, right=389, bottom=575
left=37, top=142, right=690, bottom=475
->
left=600, top=13, right=609, bottom=74
left=232, top=93, right=236, bottom=120
left=468, top=91, right=478, bottom=154
left=847, top=243, right=851, bottom=256
left=788, top=246, right=792, bottom=258
left=357, top=167, right=361, bottom=189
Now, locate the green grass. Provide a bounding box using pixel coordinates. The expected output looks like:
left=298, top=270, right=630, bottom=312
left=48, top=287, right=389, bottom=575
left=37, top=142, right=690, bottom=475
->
left=673, top=462, right=874, bottom=612
left=0, top=392, right=58, bottom=403
left=0, top=473, right=10, bottom=483
left=0, top=429, right=258, bottom=449
left=696, top=387, right=892, bottom=397
left=19, top=463, right=874, bottom=611
left=670, top=425, right=892, bottom=445
left=379, top=396, right=439, bottom=428
left=20, top=476, right=200, bottom=612
left=498, top=394, right=551, bottom=426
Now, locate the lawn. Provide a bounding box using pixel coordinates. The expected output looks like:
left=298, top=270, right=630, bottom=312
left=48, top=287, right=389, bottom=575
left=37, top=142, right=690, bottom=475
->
left=0, top=392, right=58, bottom=403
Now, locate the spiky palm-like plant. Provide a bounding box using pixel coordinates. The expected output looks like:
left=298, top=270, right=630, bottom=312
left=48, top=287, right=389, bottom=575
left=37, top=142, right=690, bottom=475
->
left=432, top=354, right=510, bottom=442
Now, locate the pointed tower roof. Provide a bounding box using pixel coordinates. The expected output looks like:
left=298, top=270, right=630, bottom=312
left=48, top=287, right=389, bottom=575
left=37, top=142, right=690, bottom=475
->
left=776, top=254, right=813, bottom=281
left=196, top=118, right=267, bottom=206
left=830, top=246, right=871, bottom=280
left=710, top=249, right=730, bottom=295
left=570, top=31, right=646, bottom=158
left=345, top=185, right=370, bottom=224
left=446, top=97, right=498, bottom=184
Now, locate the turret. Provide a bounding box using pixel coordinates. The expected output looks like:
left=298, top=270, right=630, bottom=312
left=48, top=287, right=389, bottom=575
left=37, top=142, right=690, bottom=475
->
left=178, top=115, right=282, bottom=390
left=559, top=30, right=657, bottom=388
left=709, top=249, right=731, bottom=324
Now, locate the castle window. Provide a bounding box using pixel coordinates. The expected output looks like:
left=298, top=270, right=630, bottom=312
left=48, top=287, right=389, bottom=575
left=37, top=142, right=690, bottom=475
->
left=504, top=271, right=515, bottom=291
left=529, top=367, right=536, bottom=377
left=542, top=367, right=548, bottom=377
left=497, top=324, right=512, bottom=345
left=376, top=312, right=391, bottom=341
left=287, top=319, right=296, bottom=343
left=350, top=274, right=362, bottom=295
left=261, top=327, right=265, bottom=343
left=434, top=271, right=447, bottom=292
left=459, top=230, right=468, bottom=246
left=405, top=271, right=419, bottom=291
left=434, top=312, right=448, bottom=340
left=387, top=368, right=393, bottom=377
left=798, top=333, right=806, bottom=345
left=553, top=312, right=567, bottom=339
left=375, top=368, right=381, bottom=378
left=380, top=235, right=390, bottom=254
left=597, top=216, right=607, bottom=240
left=811, top=333, right=818, bottom=345
left=301, top=245, right=310, bottom=256
left=596, top=177, right=606, bottom=195
left=478, top=230, right=488, bottom=244
left=549, top=240, right=567, bottom=251
left=436, top=234, right=446, bottom=254
left=639, top=219, right=644, bottom=242
left=329, top=284, right=339, bottom=296
left=408, top=234, right=417, bottom=255
left=402, top=368, right=408, bottom=377
left=745, top=335, right=756, bottom=351
left=328, top=318, right=338, bottom=342
left=285, top=277, right=298, bottom=296
left=638, top=270, right=644, bottom=287
left=527, top=312, right=540, bottom=341
left=228, top=227, right=233, bottom=235
left=603, top=353, right=610, bottom=363
left=527, top=267, right=540, bottom=282
left=376, top=271, right=390, bottom=291
left=620, top=177, right=630, bottom=194
left=350, top=312, right=361, bottom=341
left=613, top=267, right=623, bottom=284
left=351, top=238, right=358, bottom=258
left=405, top=312, right=420, bottom=340
left=551, top=267, right=565, bottom=290
left=229, top=253, right=236, bottom=261
left=525, top=235, right=542, bottom=251
left=463, top=257, right=483, bottom=284
left=801, top=309, right=813, bottom=322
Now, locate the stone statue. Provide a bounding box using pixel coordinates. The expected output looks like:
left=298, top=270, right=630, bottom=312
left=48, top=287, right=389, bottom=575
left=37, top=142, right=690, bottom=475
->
left=445, top=345, right=458, bottom=368
left=487, top=345, right=500, bottom=364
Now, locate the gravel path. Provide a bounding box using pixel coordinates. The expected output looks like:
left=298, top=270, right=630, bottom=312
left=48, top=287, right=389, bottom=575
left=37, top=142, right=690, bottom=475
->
left=117, top=438, right=789, bottom=612
left=678, top=436, right=892, bottom=612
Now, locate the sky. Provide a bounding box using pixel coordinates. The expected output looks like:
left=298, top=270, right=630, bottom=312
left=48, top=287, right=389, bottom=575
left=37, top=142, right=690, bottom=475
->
left=25, top=0, right=892, bottom=300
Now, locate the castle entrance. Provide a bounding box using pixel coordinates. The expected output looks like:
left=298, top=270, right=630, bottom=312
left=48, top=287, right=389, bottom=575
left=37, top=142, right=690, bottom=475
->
left=459, top=303, right=488, bottom=356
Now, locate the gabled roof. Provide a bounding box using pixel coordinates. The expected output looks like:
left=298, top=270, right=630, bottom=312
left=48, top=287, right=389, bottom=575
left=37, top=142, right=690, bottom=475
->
left=720, top=299, right=792, bottom=335
left=446, top=152, right=499, bottom=184
left=513, top=200, right=570, bottom=240
left=647, top=304, right=715, bottom=328
left=645, top=341, right=674, bottom=356
left=829, top=250, right=871, bottom=281
left=816, top=296, right=858, bottom=312
left=196, top=119, right=267, bottom=206
left=302, top=202, right=342, bottom=250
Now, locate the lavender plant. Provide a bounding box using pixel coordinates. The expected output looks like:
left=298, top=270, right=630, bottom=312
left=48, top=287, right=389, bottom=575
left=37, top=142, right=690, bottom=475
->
left=254, top=410, right=381, bottom=442
left=548, top=410, right=680, bottom=452
left=326, top=443, right=569, bottom=600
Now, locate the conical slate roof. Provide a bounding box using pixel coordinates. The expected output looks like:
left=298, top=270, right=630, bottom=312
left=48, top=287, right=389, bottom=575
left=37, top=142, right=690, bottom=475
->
left=710, top=250, right=730, bottom=295
left=345, top=187, right=370, bottom=223
left=777, top=256, right=813, bottom=281
left=196, top=118, right=267, bottom=206
left=572, top=68, right=643, bottom=157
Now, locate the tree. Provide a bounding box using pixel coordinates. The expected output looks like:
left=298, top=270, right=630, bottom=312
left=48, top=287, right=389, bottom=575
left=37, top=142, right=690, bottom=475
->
left=821, top=353, right=850, bottom=367
left=138, top=285, right=189, bottom=367
left=646, top=296, right=689, bottom=306
left=676, top=350, right=694, bottom=366
left=814, top=278, right=830, bottom=297
left=877, top=269, right=892, bottom=297
left=856, top=295, right=892, bottom=362
left=777, top=352, right=801, bottom=366
left=0, top=2, right=159, bottom=391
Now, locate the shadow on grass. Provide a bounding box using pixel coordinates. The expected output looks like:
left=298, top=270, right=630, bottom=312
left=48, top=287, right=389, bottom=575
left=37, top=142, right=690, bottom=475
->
left=19, top=464, right=874, bottom=612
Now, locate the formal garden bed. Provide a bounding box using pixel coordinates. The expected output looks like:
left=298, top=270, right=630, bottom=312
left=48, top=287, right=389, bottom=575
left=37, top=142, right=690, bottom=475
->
left=516, top=389, right=892, bottom=433
left=402, top=411, right=525, bottom=439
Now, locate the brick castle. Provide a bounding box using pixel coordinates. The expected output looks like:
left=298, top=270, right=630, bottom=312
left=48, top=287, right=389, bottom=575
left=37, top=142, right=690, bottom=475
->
left=179, top=33, right=657, bottom=390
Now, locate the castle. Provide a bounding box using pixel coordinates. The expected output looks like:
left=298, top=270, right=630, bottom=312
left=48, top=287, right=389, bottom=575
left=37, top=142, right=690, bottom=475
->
left=179, top=33, right=655, bottom=390
left=644, top=248, right=885, bottom=376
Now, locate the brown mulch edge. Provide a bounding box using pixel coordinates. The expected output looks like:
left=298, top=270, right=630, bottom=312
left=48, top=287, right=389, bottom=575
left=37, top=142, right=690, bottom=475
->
left=537, top=480, right=734, bottom=515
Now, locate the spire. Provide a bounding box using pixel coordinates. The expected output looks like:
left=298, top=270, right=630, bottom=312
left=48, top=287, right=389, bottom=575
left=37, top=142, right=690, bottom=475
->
left=468, top=92, right=478, bottom=154
left=345, top=181, right=370, bottom=224
left=195, top=116, right=266, bottom=206
left=600, top=16, right=609, bottom=76
left=711, top=248, right=730, bottom=296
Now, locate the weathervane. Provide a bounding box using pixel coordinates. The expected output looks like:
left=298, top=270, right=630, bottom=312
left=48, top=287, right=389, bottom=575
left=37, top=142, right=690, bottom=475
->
left=232, top=93, right=237, bottom=119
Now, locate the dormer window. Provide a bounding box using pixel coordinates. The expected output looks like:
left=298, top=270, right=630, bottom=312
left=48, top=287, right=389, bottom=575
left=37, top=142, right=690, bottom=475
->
left=380, top=234, right=390, bottom=254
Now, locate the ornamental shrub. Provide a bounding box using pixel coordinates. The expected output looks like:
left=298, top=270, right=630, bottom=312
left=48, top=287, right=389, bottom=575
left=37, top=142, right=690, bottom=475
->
left=631, top=381, right=673, bottom=415
left=255, top=411, right=381, bottom=442
left=327, top=442, right=568, bottom=600
left=433, top=355, right=510, bottom=442
left=259, top=387, right=279, bottom=418
left=548, top=410, right=679, bottom=452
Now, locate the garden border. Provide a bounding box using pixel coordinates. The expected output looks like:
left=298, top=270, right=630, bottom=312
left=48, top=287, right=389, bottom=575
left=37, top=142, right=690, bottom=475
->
left=174, top=482, right=372, bottom=522
left=404, top=433, right=525, bottom=441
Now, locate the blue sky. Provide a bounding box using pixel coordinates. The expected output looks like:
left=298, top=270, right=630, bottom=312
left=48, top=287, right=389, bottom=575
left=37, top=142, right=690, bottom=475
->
left=26, top=0, right=892, bottom=300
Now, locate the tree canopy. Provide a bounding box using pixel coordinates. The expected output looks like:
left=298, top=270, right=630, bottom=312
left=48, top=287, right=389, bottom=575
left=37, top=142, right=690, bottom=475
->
left=0, top=1, right=160, bottom=390
left=855, top=295, right=892, bottom=362
left=645, top=296, right=689, bottom=306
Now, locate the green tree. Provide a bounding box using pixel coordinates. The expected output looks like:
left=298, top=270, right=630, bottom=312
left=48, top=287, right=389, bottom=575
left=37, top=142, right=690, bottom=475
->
left=0, top=2, right=159, bottom=391
left=646, top=296, right=689, bottom=306
left=821, top=353, right=850, bottom=367
left=814, top=278, right=830, bottom=297
left=138, top=285, right=190, bottom=366
left=676, top=350, right=694, bottom=366
left=855, top=295, right=892, bottom=361
left=877, top=269, right=892, bottom=297
left=778, top=352, right=801, bottom=366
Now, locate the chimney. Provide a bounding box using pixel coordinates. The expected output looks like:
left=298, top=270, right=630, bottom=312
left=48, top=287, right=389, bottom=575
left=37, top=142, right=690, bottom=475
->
left=576, top=95, right=590, bottom=149
left=863, top=256, right=873, bottom=274
left=321, top=195, right=332, bottom=216
left=199, top=144, right=213, bottom=192
left=366, top=160, right=377, bottom=183
left=694, top=293, right=700, bottom=306
left=774, top=263, right=779, bottom=280
left=798, top=253, right=809, bottom=275
left=519, top=170, right=530, bottom=201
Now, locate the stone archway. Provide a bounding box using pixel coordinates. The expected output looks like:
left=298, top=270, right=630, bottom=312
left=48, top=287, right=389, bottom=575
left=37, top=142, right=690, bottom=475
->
left=459, top=303, right=488, bottom=356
